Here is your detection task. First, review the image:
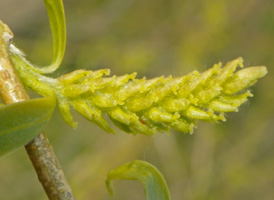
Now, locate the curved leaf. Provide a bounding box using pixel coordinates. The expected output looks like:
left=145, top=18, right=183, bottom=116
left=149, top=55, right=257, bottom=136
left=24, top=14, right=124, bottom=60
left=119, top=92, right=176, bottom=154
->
left=0, top=96, right=56, bottom=157
left=10, top=0, right=66, bottom=74
left=39, top=0, right=66, bottom=73
left=106, top=160, right=171, bottom=200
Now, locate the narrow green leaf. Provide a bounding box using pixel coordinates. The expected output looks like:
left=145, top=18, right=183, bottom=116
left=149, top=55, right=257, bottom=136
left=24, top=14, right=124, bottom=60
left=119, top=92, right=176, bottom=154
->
left=10, top=0, right=66, bottom=74
left=0, top=96, right=56, bottom=157
left=106, top=160, right=171, bottom=200
left=38, top=0, right=66, bottom=74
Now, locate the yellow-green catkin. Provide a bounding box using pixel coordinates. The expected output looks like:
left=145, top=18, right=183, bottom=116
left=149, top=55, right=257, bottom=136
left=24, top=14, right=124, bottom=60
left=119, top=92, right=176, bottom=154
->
left=12, top=53, right=267, bottom=135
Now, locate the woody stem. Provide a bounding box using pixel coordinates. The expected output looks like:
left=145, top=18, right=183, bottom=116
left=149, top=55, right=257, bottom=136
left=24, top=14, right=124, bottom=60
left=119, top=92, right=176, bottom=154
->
left=0, top=21, right=75, bottom=200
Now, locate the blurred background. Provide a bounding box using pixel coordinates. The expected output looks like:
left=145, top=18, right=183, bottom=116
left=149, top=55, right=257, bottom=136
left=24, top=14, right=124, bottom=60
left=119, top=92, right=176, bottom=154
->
left=0, top=0, right=273, bottom=199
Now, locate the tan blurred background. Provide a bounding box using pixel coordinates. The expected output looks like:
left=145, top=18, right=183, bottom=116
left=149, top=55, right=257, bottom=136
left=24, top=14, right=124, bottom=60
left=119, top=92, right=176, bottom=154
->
left=0, top=0, right=274, bottom=199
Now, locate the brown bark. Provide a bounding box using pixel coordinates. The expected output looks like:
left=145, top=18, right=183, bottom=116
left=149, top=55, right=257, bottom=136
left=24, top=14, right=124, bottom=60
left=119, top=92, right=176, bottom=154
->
left=0, top=20, right=75, bottom=200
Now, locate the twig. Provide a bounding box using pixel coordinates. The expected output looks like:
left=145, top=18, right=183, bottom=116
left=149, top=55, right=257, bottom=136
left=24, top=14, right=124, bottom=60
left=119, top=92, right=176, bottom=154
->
left=0, top=20, right=75, bottom=200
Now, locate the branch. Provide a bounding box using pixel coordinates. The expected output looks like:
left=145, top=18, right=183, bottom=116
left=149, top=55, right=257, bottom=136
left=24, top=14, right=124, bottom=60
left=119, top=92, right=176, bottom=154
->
left=0, top=20, right=75, bottom=200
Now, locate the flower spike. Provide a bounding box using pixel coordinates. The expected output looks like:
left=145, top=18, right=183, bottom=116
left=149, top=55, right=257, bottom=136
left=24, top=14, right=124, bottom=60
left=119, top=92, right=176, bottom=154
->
left=11, top=52, right=267, bottom=135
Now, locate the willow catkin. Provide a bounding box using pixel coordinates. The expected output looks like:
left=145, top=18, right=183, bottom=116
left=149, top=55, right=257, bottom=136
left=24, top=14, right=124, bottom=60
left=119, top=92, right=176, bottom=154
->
left=11, top=51, right=267, bottom=135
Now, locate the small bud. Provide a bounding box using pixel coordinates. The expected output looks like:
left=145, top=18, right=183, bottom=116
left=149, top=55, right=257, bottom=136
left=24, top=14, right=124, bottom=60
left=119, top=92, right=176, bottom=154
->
left=58, top=101, right=77, bottom=128
left=223, top=66, right=267, bottom=94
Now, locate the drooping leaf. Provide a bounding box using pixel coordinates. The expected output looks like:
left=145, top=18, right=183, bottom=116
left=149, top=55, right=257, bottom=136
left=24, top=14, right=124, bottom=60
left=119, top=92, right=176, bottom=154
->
left=9, top=0, right=66, bottom=74
left=106, top=160, right=171, bottom=200
left=40, top=0, right=66, bottom=73
left=0, top=96, right=56, bottom=157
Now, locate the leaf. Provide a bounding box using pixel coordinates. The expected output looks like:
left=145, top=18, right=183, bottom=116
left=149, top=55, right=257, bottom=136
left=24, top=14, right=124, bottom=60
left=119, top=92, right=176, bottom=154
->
left=40, top=0, right=66, bottom=73
left=106, top=160, right=171, bottom=200
left=0, top=96, right=56, bottom=157
left=38, top=0, right=66, bottom=73
left=9, top=0, right=66, bottom=74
